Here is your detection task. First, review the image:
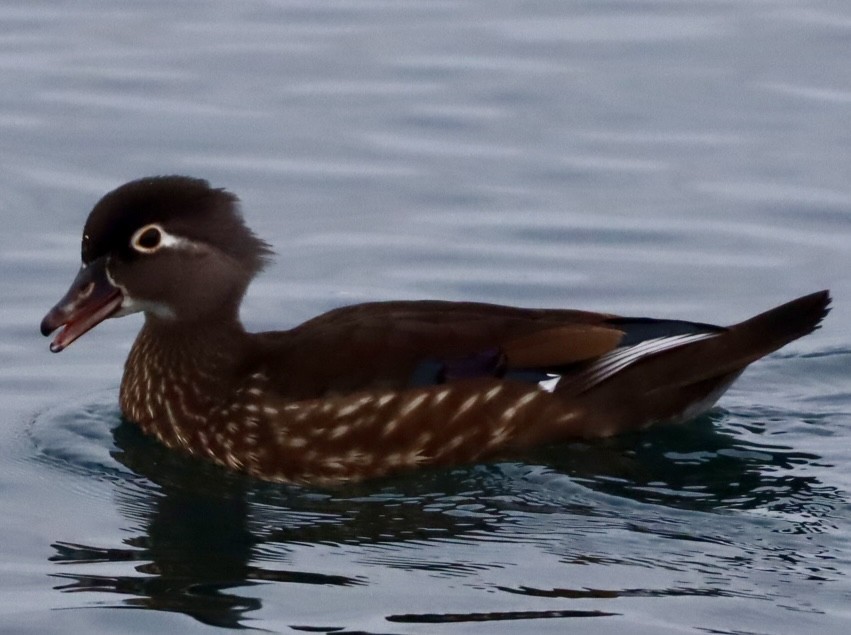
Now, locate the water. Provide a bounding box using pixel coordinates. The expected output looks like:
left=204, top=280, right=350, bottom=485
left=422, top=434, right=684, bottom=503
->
left=2, top=1, right=851, bottom=633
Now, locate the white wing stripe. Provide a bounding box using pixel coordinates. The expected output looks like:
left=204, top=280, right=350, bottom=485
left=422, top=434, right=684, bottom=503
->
left=579, top=332, right=717, bottom=389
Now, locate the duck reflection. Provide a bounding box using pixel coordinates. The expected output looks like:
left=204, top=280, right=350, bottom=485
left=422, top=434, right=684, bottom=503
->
left=48, top=408, right=839, bottom=628
left=49, top=417, right=505, bottom=628
left=49, top=421, right=362, bottom=628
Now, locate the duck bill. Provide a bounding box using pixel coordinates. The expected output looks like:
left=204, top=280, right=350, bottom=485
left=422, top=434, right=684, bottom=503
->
left=40, top=257, right=123, bottom=353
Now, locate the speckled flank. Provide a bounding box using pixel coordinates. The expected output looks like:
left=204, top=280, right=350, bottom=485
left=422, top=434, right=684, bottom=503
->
left=120, top=327, right=567, bottom=484
left=280, top=380, right=568, bottom=483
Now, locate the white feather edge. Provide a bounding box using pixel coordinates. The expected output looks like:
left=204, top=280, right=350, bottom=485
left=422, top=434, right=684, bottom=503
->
left=538, top=332, right=718, bottom=393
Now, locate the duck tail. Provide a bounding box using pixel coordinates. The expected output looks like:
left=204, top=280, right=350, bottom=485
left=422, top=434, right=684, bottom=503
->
left=555, top=291, right=832, bottom=437
left=723, top=289, right=831, bottom=362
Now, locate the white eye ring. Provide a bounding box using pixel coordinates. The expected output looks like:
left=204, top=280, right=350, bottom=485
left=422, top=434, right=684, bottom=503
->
left=130, top=223, right=165, bottom=253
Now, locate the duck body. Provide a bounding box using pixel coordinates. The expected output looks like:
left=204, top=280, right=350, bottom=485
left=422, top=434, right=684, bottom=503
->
left=41, top=176, right=831, bottom=485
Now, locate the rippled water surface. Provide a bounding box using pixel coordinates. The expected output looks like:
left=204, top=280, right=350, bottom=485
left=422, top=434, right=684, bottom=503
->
left=2, top=1, right=851, bottom=633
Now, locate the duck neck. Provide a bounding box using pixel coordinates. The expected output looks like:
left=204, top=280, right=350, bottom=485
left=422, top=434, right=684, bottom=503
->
left=119, top=314, right=251, bottom=448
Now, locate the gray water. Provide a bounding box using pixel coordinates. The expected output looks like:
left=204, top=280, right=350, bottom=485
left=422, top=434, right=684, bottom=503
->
left=2, top=1, right=851, bottom=633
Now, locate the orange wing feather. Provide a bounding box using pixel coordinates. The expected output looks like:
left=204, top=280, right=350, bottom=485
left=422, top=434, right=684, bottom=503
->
left=502, top=325, right=624, bottom=368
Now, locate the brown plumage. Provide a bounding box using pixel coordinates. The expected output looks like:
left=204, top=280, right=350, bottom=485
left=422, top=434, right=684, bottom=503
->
left=40, top=176, right=831, bottom=485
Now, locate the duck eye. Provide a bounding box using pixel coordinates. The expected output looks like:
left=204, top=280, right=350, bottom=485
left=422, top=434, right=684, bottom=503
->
left=131, top=225, right=163, bottom=253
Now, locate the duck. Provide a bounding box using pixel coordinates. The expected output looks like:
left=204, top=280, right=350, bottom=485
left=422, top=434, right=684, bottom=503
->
left=40, top=176, right=831, bottom=485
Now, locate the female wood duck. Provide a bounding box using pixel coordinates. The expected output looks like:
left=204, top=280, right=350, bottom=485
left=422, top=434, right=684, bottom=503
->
left=41, top=176, right=831, bottom=485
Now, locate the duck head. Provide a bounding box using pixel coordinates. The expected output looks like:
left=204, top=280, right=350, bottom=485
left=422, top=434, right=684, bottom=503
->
left=41, top=176, right=273, bottom=352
